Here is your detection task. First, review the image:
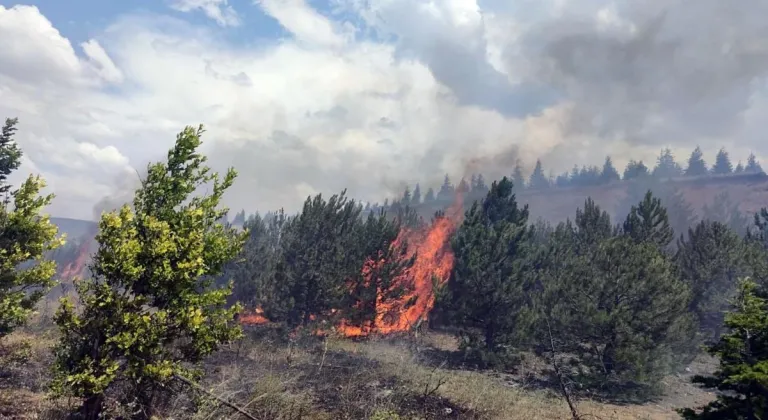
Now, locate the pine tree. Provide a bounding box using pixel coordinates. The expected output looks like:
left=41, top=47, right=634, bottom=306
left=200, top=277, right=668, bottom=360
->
left=623, top=160, right=650, bottom=180
left=538, top=201, right=694, bottom=387
left=653, top=148, right=683, bottom=178
left=751, top=208, right=768, bottom=248
left=412, top=183, right=421, bottom=204
left=442, top=177, right=533, bottom=367
left=0, top=118, right=22, bottom=197
left=619, top=179, right=697, bottom=242
left=220, top=210, right=291, bottom=311
left=622, top=190, right=674, bottom=249
left=575, top=197, right=614, bottom=246
left=51, top=125, right=247, bottom=417
left=474, top=173, right=489, bottom=195
left=437, top=174, right=455, bottom=201
left=601, top=156, right=621, bottom=184
left=343, top=210, right=415, bottom=334
left=275, top=190, right=364, bottom=326
left=232, top=209, right=246, bottom=225
left=745, top=209, right=768, bottom=292
left=679, top=279, right=768, bottom=419
left=580, top=165, right=602, bottom=186
left=529, top=160, right=550, bottom=190
left=735, top=161, right=745, bottom=174
left=219, top=213, right=265, bottom=306
left=570, top=165, right=581, bottom=185
left=676, top=220, right=746, bottom=341
left=457, top=177, right=470, bottom=195
left=662, top=184, right=698, bottom=240
left=702, top=191, right=750, bottom=236
left=424, top=187, right=436, bottom=203
left=685, top=146, right=708, bottom=176
left=746, top=153, right=763, bottom=174
left=396, top=204, right=424, bottom=230
left=712, top=147, right=733, bottom=175
left=555, top=172, right=570, bottom=187
left=0, top=118, right=62, bottom=339
left=512, top=160, right=526, bottom=190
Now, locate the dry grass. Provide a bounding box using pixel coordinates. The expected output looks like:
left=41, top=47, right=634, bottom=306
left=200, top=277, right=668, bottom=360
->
left=0, top=329, right=76, bottom=420
left=1, top=325, right=715, bottom=420
left=326, top=333, right=715, bottom=420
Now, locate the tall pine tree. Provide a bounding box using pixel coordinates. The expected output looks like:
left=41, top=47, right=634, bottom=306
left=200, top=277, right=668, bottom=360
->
left=711, top=147, right=733, bottom=175
left=676, top=220, right=746, bottom=341
left=623, top=160, right=650, bottom=180
left=680, top=279, right=768, bottom=420
left=622, top=190, right=674, bottom=249
left=277, top=191, right=363, bottom=326
left=746, top=153, right=763, bottom=173
left=538, top=200, right=694, bottom=387
left=442, top=177, right=533, bottom=366
left=685, top=146, right=708, bottom=176
left=529, top=160, right=550, bottom=190
left=653, top=148, right=683, bottom=178
left=601, top=156, right=621, bottom=184
left=512, top=160, right=526, bottom=190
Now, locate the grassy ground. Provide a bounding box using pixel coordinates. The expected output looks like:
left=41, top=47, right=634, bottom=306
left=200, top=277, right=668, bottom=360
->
left=0, top=324, right=715, bottom=420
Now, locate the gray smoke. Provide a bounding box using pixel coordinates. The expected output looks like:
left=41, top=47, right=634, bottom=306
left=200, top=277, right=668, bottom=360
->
left=518, top=0, right=768, bottom=147
left=156, top=0, right=768, bottom=215
left=91, top=168, right=144, bottom=221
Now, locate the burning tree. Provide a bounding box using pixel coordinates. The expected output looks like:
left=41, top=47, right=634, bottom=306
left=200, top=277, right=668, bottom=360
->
left=340, top=209, right=416, bottom=336
left=236, top=189, right=463, bottom=338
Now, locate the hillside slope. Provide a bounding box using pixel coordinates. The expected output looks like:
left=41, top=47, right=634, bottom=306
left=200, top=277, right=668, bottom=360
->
left=413, top=172, right=768, bottom=224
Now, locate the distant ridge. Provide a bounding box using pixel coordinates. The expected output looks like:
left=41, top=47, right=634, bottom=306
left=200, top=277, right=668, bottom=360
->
left=50, top=217, right=97, bottom=240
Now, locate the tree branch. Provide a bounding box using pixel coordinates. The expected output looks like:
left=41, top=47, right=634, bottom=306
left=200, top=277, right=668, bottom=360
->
left=173, top=373, right=257, bottom=420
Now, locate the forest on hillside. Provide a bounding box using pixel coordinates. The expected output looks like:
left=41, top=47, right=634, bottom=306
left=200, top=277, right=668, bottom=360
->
left=3, top=119, right=768, bottom=419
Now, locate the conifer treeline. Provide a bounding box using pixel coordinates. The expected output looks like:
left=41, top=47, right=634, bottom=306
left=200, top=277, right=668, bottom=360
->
left=220, top=173, right=768, bottom=398
left=371, top=146, right=763, bottom=214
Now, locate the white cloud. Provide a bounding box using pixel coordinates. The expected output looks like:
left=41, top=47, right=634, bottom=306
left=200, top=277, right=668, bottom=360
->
left=0, top=5, right=82, bottom=85
left=257, top=0, right=350, bottom=48
left=169, top=0, right=240, bottom=27
left=1, top=1, right=768, bottom=220
left=81, top=40, right=124, bottom=83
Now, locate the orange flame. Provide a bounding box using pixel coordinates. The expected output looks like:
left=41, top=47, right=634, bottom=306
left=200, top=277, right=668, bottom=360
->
left=338, top=195, right=463, bottom=337
left=239, top=306, right=270, bottom=325
left=236, top=195, right=465, bottom=338
left=59, top=231, right=96, bottom=281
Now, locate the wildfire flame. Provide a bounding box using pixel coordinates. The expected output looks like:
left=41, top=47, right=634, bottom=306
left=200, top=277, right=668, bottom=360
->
left=339, top=195, right=463, bottom=337
left=59, top=232, right=96, bottom=281
left=239, top=306, right=270, bottom=325
left=238, top=195, right=464, bottom=338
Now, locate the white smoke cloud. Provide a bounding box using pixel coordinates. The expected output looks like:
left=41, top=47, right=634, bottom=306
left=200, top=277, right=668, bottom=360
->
left=1, top=1, right=767, bottom=220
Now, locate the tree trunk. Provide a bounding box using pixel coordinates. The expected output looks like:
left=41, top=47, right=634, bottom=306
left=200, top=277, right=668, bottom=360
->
left=78, top=394, right=104, bottom=420
left=485, top=323, right=496, bottom=351
left=602, top=341, right=615, bottom=375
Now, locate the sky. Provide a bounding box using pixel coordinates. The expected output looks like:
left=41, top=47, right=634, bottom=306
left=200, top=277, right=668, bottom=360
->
left=1, top=0, right=768, bottom=220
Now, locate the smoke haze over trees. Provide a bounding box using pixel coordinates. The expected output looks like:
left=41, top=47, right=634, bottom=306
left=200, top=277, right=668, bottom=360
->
left=3, top=2, right=768, bottom=221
